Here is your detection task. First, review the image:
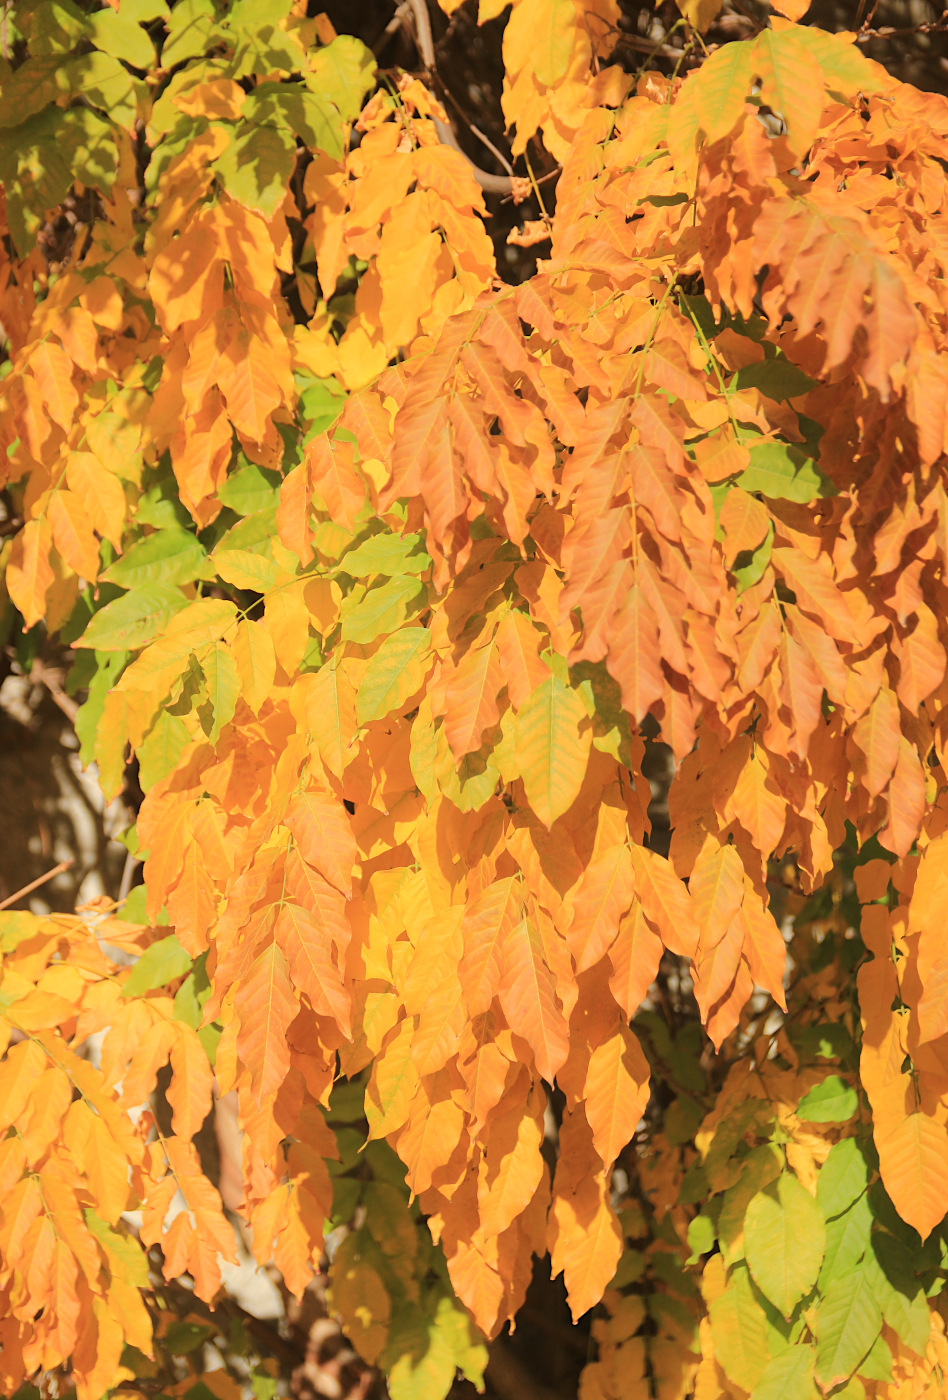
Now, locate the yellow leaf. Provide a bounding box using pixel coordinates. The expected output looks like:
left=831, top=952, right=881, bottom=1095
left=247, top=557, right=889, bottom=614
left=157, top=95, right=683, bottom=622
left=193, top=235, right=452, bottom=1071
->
left=366, top=1017, right=419, bottom=1139
left=377, top=193, right=442, bottom=350
left=752, top=28, right=825, bottom=160
left=7, top=517, right=54, bottom=628
left=514, top=673, right=591, bottom=829
left=264, top=584, right=311, bottom=675
left=673, top=0, right=723, bottom=33
left=232, top=618, right=276, bottom=715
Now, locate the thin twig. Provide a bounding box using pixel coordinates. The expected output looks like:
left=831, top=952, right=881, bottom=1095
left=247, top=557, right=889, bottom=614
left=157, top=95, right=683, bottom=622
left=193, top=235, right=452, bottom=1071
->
left=469, top=122, right=515, bottom=177
left=30, top=659, right=80, bottom=723
left=403, top=0, right=515, bottom=195
left=857, top=15, right=948, bottom=38
left=0, top=858, right=74, bottom=911
left=118, top=850, right=139, bottom=904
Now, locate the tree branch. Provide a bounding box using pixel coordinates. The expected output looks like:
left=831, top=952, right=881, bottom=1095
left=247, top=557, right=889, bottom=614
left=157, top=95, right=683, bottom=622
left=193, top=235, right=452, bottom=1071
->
left=403, top=0, right=515, bottom=195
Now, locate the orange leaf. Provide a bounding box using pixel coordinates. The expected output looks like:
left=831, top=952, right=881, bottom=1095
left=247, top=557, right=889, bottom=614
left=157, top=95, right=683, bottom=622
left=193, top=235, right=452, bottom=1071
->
left=567, top=843, right=634, bottom=974
left=608, top=900, right=663, bottom=1019
left=460, top=877, right=523, bottom=1016
left=277, top=458, right=315, bottom=564
left=477, top=1080, right=545, bottom=1236
left=284, top=791, right=356, bottom=897
left=894, top=604, right=946, bottom=711
left=7, top=517, right=55, bottom=629
left=218, top=332, right=283, bottom=443
left=275, top=903, right=350, bottom=1034
left=46, top=489, right=100, bottom=581
left=235, top=940, right=299, bottom=1105
left=628, top=845, right=699, bottom=959
left=878, top=737, right=925, bottom=859
left=583, top=1024, right=650, bottom=1170
left=876, top=1111, right=948, bottom=1242
left=397, top=1085, right=466, bottom=1196
left=29, top=340, right=79, bottom=430
left=444, top=634, right=504, bottom=759
left=307, top=434, right=366, bottom=532
left=853, top=684, right=901, bottom=799
left=719, top=487, right=770, bottom=569
left=688, top=840, right=744, bottom=952
left=549, top=1111, right=623, bottom=1322
left=723, top=746, right=787, bottom=858
left=741, top=887, right=787, bottom=1009
left=605, top=586, right=664, bottom=725
left=166, top=1025, right=214, bottom=1141
left=498, top=917, right=569, bottom=1084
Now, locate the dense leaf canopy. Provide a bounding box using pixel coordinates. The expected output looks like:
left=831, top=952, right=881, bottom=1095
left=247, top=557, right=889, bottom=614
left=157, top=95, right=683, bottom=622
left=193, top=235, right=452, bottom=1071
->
left=2, top=1, right=948, bottom=1399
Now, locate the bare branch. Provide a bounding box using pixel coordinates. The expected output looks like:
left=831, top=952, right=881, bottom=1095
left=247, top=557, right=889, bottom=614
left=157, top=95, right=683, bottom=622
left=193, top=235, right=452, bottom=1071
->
left=404, top=0, right=516, bottom=195
left=0, top=858, right=74, bottom=911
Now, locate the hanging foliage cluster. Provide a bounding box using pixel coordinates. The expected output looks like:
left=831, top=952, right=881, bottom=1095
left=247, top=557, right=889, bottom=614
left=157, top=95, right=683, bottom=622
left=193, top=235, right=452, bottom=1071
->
left=2, top=1, right=948, bottom=1397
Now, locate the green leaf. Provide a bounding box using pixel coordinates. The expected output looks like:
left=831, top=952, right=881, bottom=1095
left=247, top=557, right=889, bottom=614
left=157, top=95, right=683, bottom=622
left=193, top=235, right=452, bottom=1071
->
left=864, top=1235, right=931, bottom=1356
left=18, top=0, right=91, bottom=55
left=733, top=358, right=817, bottom=402
left=797, top=1075, right=859, bottom=1124
left=163, top=1320, right=213, bottom=1356
left=215, top=506, right=279, bottom=556
left=709, top=1264, right=770, bottom=1391
left=434, top=739, right=500, bottom=813
left=409, top=698, right=438, bottom=804
left=174, top=956, right=211, bottom=1030
left=744, top=1174, right=826, bottom=1317
left=686, top=1211, right=717, bottom=1263
left=138, top=709, right=192, bottom=790
left=213, top=549, right=280, bottom=592
left=101, top=528, right=208, bottom=591
left=819, top=1193, right=872, bottom=1288
left=818, top=1139, right=870, bottom=1220
left=304, top=36, right=376, bottom=122
left=197, top=645, right=240, bottom=744
left=75, top=650, right=127, bottom=765
left=242, top=86, right=343, bottom=159
left=299, top=376, right=347, bottom=438
left=0, top=55, right=61, bottom=129
left=789, top=25, right=888, bottom=95
left=212, top=121, right=298, bottom=215
left=87, top=5, right=159, bottom=69
left=357, top=629, right=431, bottom=726
left=217, top=463, right=282, bottom=517
left=814, top=1266, right=882, bottom=1390
left=224, top=0, right=309, bottom=77
left=122, top=933, right=193, bottom=998
left=340, top=532, right=431, bottom=579
left=739, top=442, right=833, bottom=503
left=135, top=479, right=190, bottom=530
left=791, top=1022, right=854, bottom=1061
left=718, top=1143, right=784, bottom=1267
left=122, top=883, right=169, bottom=925
left=60, top=51, right=140, bottom=126
left=751, top=1345, right=819, bottom=1400
left=859, top=1333, right=893, bottom=1383
left=160, top=0, right=225, bottom=67
left=84, top=1210, right=149, bottom=1288
left=732, top=523, right=773, bottom=594
left=340, top=576, right=427, bottom=645
left=384, top=1298, right=458, bottom=1400
left=78, top=584, right=189, bottom=652
left=0, top=106, right=117, bottom=253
